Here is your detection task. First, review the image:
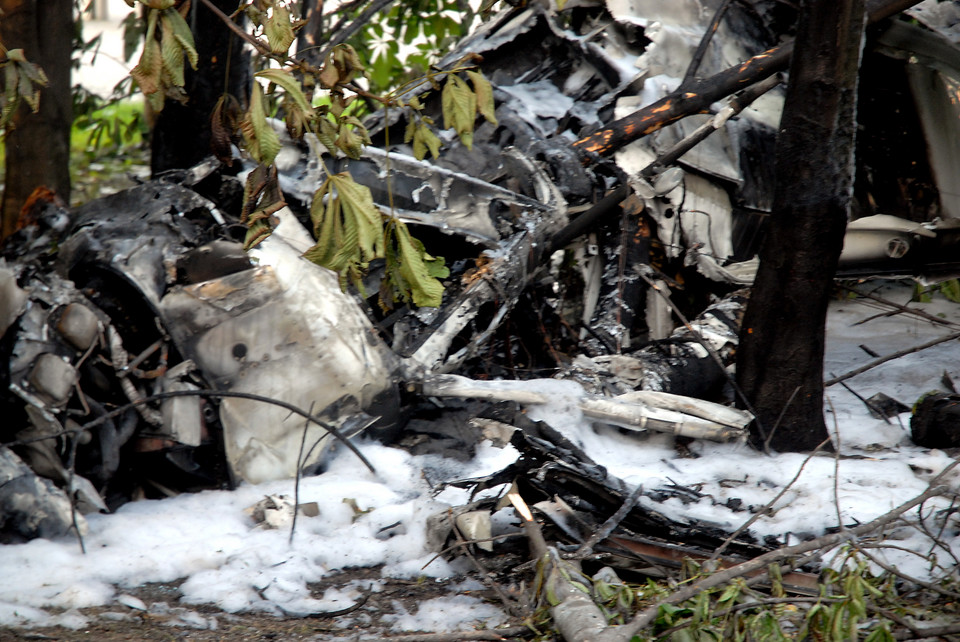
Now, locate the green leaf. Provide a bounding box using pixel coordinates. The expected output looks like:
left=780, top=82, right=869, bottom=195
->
left=121, top=11, right=145, bottom=62
left=336, top=124, right=365, bottom=159
left=159, top=12, right=186, bottom=87
left=692, top=590, right=710, bottom=626
left=940, top=279, right=960, bottom=303
left=333, top=174, right=383, bottom=261
left=130, top=11, right=162, bottom=96
left=256, top=69, right=314, bottom=114
left=264, top=4, right=296, bottom=54
left=241, top=83, right=282, bottom=165
left=304, top=173, right=384, bottom=292
left=15, top=57, right=48, bottom=87
left=864, top=622, right=895, bottom=642
left=412, top=122, right=441, bottom=160
left=386, top=220, right=447, bottom=308
left=466, top=70, right=497, bottom=126
left=15, top=75, right=36, bottom=112
left=316, top=118, right=339, bottom=156
left=240, top=164, right=285, bottom=250
left=161, top=8, right=198, bottom=69
left=1, top=66, right=19, bottom=128
left=716, top=580, right=742, bottom=606
left=307, top=178, right=338, bottom=261
left=441, top=73, right=477, bottom=149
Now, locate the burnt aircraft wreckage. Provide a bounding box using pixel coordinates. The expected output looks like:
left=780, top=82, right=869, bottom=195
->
left=1, top=0, right=959, bottom=547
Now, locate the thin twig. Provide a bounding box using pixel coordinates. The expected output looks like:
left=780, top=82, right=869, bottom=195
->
left=835, top=380, right=892, bottom=423
left=840, top=283, right=960, bottom=330
left=290, top=402, right=315, bottom=545
left=65, top=428, right=86, bottom=555
left=2, top=389, right=377, bottom=474
left=571, top=483, right=644, bottom=559
left=617, top=461, right=958, bottom=639
left=449, top=512, right=526, bottom=618
left=826, top=395, right=844, bottom=533
left=316, top=0, right=396, bottom=62
left=708, top=437, right=831, bottom=563
left=679, top=0, right=733, bottom=88
left=377, top=628, right=532, bottom=641
left=422, top=531, right=526, bottom=570
left=198, top=0, right=274, bottom=58
left=763, top=385, right=802, bottom=453
left=853, top=545, right=960, bottom=600
left=825, top=331, right=960, bottom=386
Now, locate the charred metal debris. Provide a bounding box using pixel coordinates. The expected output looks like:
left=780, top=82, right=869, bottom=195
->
left=1, top=0, right=959, bottom=569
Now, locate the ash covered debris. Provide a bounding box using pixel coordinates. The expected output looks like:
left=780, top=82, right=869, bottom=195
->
left=0, top=0, right=959, bottom=555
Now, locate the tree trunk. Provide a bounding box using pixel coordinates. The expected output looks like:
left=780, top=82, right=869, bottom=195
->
left=296, top=0, right=325, bottom=70
left=0, top=0, right=72, bottom=239
left=736, top=0, right=866, bottom=451
left=151, top=0, right=249, bottom=174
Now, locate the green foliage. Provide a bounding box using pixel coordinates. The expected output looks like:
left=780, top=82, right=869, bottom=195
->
left=382, top=219, right=449, bottom=309
left=0, top=47, right=48, bottom=130
left=346, top=0, right=477, bottom=96
left=305, top=172, right=384, bottom=290
left=128, top=3, right=198, bottom=112
left=241, top=82, right=282, bottom=165
left=913, top=279, right=960, bottom=304
left=104, top=1, right=494, bottom=309
left=73, top=96, right=147, bottom=154
left=241, top=163, right=285, bottom=250
left=221, top=10, right=492, bottom=308
left=441, top=74, right=478, bottom=149
left=524, top=547, right=957, bottom=642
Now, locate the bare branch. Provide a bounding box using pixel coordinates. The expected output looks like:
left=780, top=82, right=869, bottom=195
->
left=573, top=0, right=925, bottom=159
left=1, top=389, right=378, bottom=474
left=616, top=461, right=958, bottom=640
left=825, top=331, right=960, bottom=387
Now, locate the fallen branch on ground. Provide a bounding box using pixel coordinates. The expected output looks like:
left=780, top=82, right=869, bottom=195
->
left=612, top=461, right=958, bottom=640
left=377, top=628, right=532, bottom=641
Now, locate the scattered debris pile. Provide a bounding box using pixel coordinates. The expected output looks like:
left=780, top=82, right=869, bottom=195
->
left=1, top=0, right=960, bottom=637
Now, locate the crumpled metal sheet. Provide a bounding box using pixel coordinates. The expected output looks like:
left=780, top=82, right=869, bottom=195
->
left=5, top=180, right=400, bottom=499
left=0, top=447, right=84, bottom=544
left=160, top=211, right=400, bottom=484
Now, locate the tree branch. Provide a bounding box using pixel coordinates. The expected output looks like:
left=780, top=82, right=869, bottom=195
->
left=825, top=331, right=960, bottom=386
left=614, top=459, right=958, bottom=640
left=573, top=0, right=925, bottom=160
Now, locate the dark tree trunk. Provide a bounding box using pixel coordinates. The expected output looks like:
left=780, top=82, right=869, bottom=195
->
left=151, top=0, right=249, bottom=174
left=0, top=0, right=72, bottom=239
left=736, top=0, right=866, bottom=451
left=296, top=0, right=325, bottom=69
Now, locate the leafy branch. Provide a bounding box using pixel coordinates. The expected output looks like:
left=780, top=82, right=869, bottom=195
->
left=0, top=45, right=49, bottom=130
left=125, top=0, right=496, bottom=309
